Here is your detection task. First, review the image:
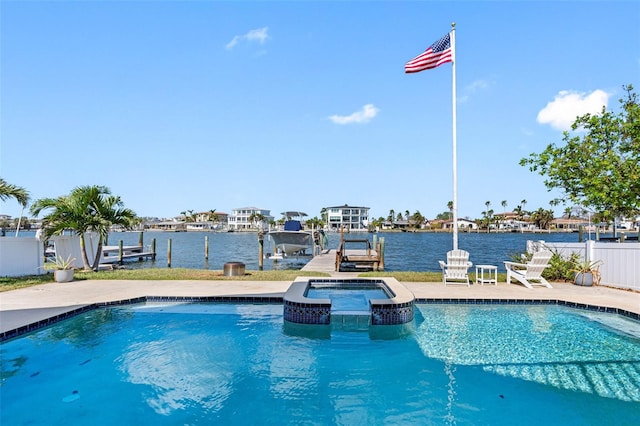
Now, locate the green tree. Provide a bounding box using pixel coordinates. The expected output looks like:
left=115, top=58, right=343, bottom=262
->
left=248, top=212, right=266, bottom=229
left=521, top=84, right=640, bottom=227
left=435, top=211, right=451, bottom=221
left=410, top=211, right=425, bottom=229
left=530, top=208, right=555, bottom=230
left=320, top=208, right=328, bottom=225
left=306, top=216, right=324, bottom=229
left=370, top=216, right=384, bottom=230
left=0, top=178, right=30, bottom=207
left=483, top=201, right=492, bottom=232
left=30, top=185, right=138, bottom=271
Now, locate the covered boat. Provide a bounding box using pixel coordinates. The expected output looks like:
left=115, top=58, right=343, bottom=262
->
left=268, top=212, right=314, bottom=256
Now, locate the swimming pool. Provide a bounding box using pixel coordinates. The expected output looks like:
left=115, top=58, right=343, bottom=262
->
left=1, top=303, right=639, bottom=425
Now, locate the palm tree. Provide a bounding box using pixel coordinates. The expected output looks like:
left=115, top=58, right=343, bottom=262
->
left=0, top=178, right=30, bottom=207
left=411, top=211, right=425, bottom=230
left=30, top=185, right=138, bottom=271
left=531, top=208, right=554, bottom=230
left=388, top=209, right=395, bottom=223
left=320, top=207, right=328, bottom=225
left=500, top=200, right=507, bottom=230
left=447, top=201, right=453, bottom=221
left=248, top=212, right=266, bottom=230
left=485, top=201, right=491, bottom=232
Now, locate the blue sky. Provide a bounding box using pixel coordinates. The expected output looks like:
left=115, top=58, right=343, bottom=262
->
left=1, top=1, right=638, bottom=222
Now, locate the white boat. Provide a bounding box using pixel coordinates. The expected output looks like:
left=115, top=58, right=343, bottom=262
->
left=267, top=211, right=314, bottom=256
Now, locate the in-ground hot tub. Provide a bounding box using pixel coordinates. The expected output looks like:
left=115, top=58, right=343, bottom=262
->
left=283, top=278, right=415, bottom=326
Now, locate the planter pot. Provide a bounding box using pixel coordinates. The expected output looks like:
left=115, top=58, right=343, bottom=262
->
left=55, top=269, right=74, bottom=283
left=574, top=272, right=594, bottom=286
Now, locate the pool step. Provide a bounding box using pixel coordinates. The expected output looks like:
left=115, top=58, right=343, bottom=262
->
left=332, top=311, right=371, bottom=331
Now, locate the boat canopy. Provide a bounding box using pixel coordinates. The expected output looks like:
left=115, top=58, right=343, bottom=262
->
left=284, top=220, right=303, bottom=231
left=281, top=211, right=307, bottom=219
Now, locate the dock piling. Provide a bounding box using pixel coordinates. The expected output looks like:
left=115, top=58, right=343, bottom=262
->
left=167, top=238, right=172, bottom=268
left=258, top=231, right=264, bottom=270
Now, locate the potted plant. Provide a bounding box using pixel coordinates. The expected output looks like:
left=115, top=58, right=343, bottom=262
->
left=52, top=254, right=76, bottom=283
left=571, top=258, right=603, bottom=286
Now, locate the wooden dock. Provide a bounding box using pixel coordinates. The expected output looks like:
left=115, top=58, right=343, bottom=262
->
left=334, top=238, right=383, bottom=272
left=300, top=249, right=338, bottom=274
left=100, top=245, right=156, bottom=264
left=301, top=234, right=385, bottom=274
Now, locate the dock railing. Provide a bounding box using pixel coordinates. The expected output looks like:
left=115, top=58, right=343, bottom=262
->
left=335, top=230, right=384, bottom=272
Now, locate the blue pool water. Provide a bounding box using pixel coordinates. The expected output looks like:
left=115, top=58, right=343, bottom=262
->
left=1, top=304, right=639, bottom=425
left=307, top=288, right=389, bottom=311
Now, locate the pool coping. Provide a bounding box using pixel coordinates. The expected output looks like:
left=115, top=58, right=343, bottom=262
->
left=1, top=279, right=639, bottom=342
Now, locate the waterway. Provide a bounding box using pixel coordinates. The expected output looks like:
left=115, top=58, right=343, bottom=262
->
left=15, top=230, right=614, bottom=272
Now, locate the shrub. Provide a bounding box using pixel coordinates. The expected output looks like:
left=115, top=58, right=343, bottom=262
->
left=509, top=250, right=579, bottom=282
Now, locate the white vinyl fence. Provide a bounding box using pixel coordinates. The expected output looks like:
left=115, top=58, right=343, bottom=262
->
left=0, top=237, right=45, bottom=277
left=0, top=233, right=100, bottom=277
left=531, top=240, right=640, bottom=291
left=49, top=234, right=99, bottom=269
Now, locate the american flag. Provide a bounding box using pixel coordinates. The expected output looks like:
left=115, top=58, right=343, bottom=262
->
left=404, top=33, right=452, bottom=73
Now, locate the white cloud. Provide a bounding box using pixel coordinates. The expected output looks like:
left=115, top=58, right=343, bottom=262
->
left=225, top=27, right=269, bottom=50
left=458, top=79, right=490, bottom=104
left=537, top=89, right=610, bottom=131
left=328, top=104, right=379, bottom=125
left=466, top=79, right=489, bottom=93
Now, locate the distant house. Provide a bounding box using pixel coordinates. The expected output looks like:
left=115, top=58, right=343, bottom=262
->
left=228, top=207, right=273, bottom=231
left=146, top=221, right=187, bottom=232
left=324, top=204, right=370, bottom=232
left=192, top=211, right=228, bottom=231
left=443, top=218, right=478, bottom=230
left=551, top=218, right=589, bottom=231
left=381, top=219, right=429, bottom=231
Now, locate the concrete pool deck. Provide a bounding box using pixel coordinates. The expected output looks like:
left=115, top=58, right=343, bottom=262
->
left=1, top=278, right=639, bottom=338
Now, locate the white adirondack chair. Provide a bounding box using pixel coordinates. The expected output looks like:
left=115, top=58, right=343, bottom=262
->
left=504, top=250, right=554, bottom=289
left=439, top=249, right=473, bottom=286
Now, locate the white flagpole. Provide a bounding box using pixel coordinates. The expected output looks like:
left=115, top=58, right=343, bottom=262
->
left=450, top=22, right=458, bottom=250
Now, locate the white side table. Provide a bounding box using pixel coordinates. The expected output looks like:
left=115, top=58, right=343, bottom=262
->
left=475, top=265, right=497, bottom=285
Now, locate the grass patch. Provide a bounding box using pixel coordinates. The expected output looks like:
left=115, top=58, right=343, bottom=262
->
left=361, top=270, right=508, bottom=282
left=0, top=274, right=58, bottom=292
left=2, top=269, right=510, bottom=292
left=0, top=268, right=332, bottom=292
left=359, top=271, right=443, bottom=282
left=73, top=268, right=330, bottom=282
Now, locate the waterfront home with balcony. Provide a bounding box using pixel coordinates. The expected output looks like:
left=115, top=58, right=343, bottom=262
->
left=228, top=207, right=273, bottom=231
left=325, top=204, right=370, bottom=232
